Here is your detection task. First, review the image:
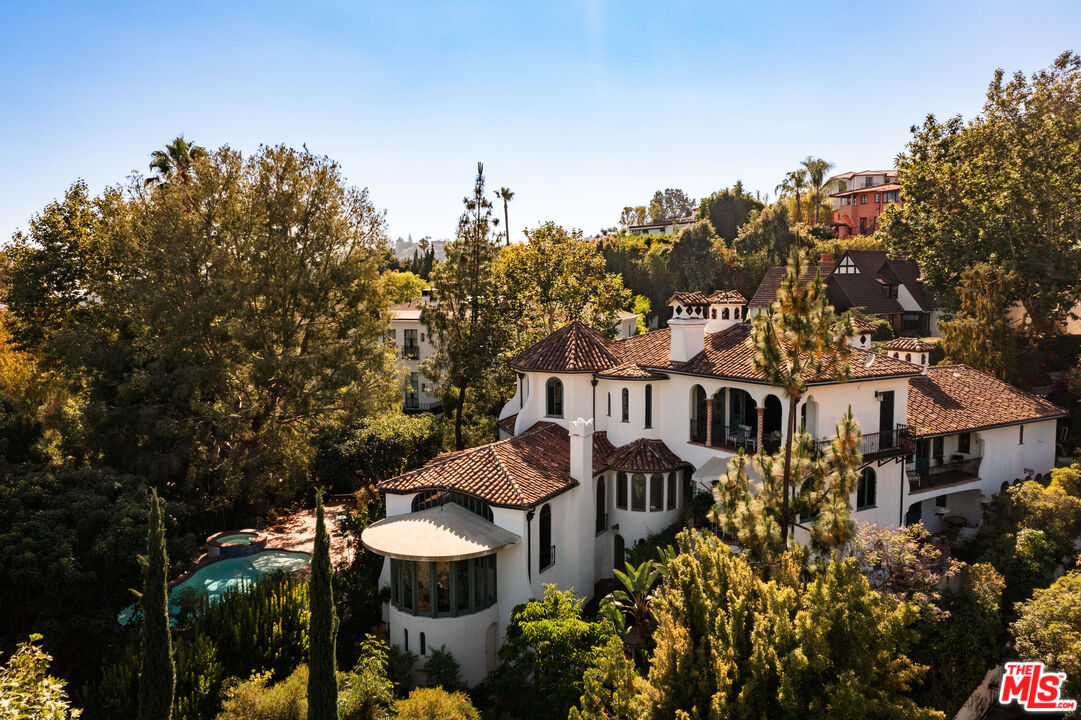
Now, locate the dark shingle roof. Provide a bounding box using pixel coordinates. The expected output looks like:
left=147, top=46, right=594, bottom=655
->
left=605, top=438, right=688, bottom=472
left=828, top=273, right=904, bottom=315
left=509, top=321, right=619, bottom=373
left=380, top=422, right=614, bottom=507
left=886, top=260, right=937, bottom=311
left=749, top=266, right=832, bottom=307
left=907, top=365, right=1067, bottom=437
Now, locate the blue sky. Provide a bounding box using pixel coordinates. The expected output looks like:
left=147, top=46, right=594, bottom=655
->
left=2, top=1, right=1079, bottom=244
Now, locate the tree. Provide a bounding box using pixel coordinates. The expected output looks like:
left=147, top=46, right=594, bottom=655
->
left=938, top=263, right=1027, bottom=382
left=732, top=202, right=809, bottom=294
left=601, top=560, right=661, bottom=648
left=618, top=206, right=648, bottom=227
left=711, top=409, right=862, bottom=564
left=312, top=412, right=443, bottom=491
left=879, top=52, right=1081, bottom=337
left=492, top=586, right=618, bottom=720
left=138, top=488, right=175, bottom=720
left=647, top=188, right=695, bottom=222
left=1011, top=571, right=1081, bottom=703
left=146, top=136, right=207, bottom=187
left=422, top=163, right=506, bottom=450
left=643, top=532, right=942, bottom=720
left=801, top=157, right=834, bottom=224
left=381, top=270, right=428, bottom=304
left=496, top=187, right=515, bottom=245
left=494, top=222, right=631, bottom=353
left=695, top=181, right=764, bottom=244
left=308, top=489, right=338, bottom=720
left=747, top=246, right=852, bottom=546
left=568, top=636, right=647, bottom=720
left=0, top=634, right=81, bottom=719
left=338, top=636, right=395, bottom=720
left=775, top=169, right=808, bottom=224
left=394, top=687, right=480, bottom=720
left=3, top=146, right=397, bottom=523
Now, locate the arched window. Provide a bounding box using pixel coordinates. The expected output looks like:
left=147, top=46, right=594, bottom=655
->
left=621, top=388, right=630, bottom=423
left=607, top=391, right=611, bottom=416
left=734, top=306, right=741, bottom=319
left=721, top=307, right=730, bottom=319
left=711, top=308, right=717, bottom=319
left=905, top=353, right=912, bottom=362
left=857, top=468, right=876, bottom=510
left=539, top=504, right=553, bottom=570
left=546, top=378, right=563, bottom=417
left=649, top=473, right=664, bottom=511
left=690, top=385, right=707, bottom=443
left=644, top=384, right=653, bottom=428
left=595, top=477, right=606, bottom=533
left=616, top=471, right=628, bottom=509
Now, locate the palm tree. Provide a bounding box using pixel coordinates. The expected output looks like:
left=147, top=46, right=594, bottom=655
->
left=146, top=136, right=207, bottom=187
left=496, top=187, right=515, bottom=245
left=775, top=169, right=808, bottom=224
left=602, top=559, right=661, bottom=647
left=801, top=157, right=835, bottom=224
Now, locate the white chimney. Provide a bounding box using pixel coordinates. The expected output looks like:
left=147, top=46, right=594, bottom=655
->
left=568, top=417, right=594, bottom=483
left=668, top=295, right=708, bottom=363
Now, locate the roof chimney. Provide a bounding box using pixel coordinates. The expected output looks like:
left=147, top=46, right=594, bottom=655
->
left=667, top=293, right=708, bottom=363
left=568, top=417, right=594, bottom=484
left=820, top=253, right=835, bottom=269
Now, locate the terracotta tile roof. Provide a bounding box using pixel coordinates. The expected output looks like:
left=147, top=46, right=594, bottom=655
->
left=849, top=316, right=878, bottom=334
left=497, top=413, right=518, bottom=434
left=613, top=328, right=673, bottom=369
left=605, top=438, right=688, bottom=472
left=881, top=337, right=935, bottom=352
left=907, top=365, right=1067, bottom=437
left=667, top=291, right=713, bottom=307
left=380, top=422, right=613, bottom=508
left=673, top=324, right=922, bottom=383
left=509, top=321, right=619, bottom=373
left=594, top=362, right=667, bottom=380
left=709, top=290, right=748, bottom=304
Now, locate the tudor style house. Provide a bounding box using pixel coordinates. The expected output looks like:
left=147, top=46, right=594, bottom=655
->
left=750, top=250, right=940, bottom=337
left=362, top=290, right=1063, bottom=686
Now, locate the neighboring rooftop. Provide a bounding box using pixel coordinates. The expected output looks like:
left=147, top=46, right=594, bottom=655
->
left=907, top=365, right=1067, bottom=437
left=881, top=337, right=935, bottom=352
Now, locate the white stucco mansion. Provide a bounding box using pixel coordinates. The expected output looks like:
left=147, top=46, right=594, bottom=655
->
left=362, top=291, right=1065, bottom=685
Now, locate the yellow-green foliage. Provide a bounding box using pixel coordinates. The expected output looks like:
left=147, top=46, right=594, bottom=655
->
left=1011, top=571, right=1081, bottom=702
left=393, top=687, right=480, bottom=720
left=216, top=667, right=308, bottom=720
left=0, top=634, right=81, bottom=719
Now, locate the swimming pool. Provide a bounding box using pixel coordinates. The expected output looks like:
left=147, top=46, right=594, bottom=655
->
left=119, top=549, right=311, bottom=625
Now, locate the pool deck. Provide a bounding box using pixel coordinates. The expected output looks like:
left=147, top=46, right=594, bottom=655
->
left=185, top=501, right=357, bottom=584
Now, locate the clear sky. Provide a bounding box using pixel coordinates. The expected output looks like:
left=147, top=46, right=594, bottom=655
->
left=2, top=1, right=1079, bottom=244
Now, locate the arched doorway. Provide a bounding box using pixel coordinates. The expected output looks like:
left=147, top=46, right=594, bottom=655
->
left=904, top=501, right=922, bottom=526
left=801, top=396, right=818, bottom=438
left=763, top=395, right=782, bottom=451
left=613, top=534, right=626, bottom=574
left=727, top=388, right=757, bottom=432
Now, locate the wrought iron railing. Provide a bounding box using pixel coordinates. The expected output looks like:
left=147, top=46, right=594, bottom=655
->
left=908, top=457, right=982, bottom=492
left=815, top=425, right=913, bottom=460
left=689, top=418, right=707, bottom=444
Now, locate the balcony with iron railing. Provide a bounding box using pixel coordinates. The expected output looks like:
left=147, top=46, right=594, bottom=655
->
left=908, top=456, right=982, bottom=493
left=402, top=343, right=421, bottom=360
left=815, top=425, right=913, bottom=461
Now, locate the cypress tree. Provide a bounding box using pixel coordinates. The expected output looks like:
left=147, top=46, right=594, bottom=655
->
left=307, top=488, right=338, bottom=720
left=138, top=487, right=175, bottom=720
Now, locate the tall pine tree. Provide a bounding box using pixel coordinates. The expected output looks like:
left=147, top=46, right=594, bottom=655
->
left=748, top=246, right=852, bottom=546
left=422, top=162, right=507, bottom=449
left=138, top=487, right=175, bottom=720
left=307, top=488, right=338, bottom=720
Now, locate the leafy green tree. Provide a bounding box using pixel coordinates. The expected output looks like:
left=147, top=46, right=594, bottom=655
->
left=733, top=202, right=807, bottom=291
left=311, top=412, right=443, bottom=491
left=644, top=532, right=942, bottom=720
left=880, top=52, right=1081, bottom=337
left=495, top=222, right=631, bottom=352
left=338, top=636, right=395, bottom=720
left=647, top=188, right=695, bottom=222
left=421, top=647, right=462, bottom=690
left=422, top=163, right=506, bottom=450
left=568, top=636, right=647, bottom=720
left=801, top=157, right=834, bottom=224
left=394, top=687, right=480, bottom=720
left=492, top=586, right=618, bottom=720
left=495, top=186, right=515, bottom=245
left=138, top=488, right=175, bottom=720
left=381, top=271, right=428, bottom=304
left=3, top=146, right=397, bottom=523
left=938, top=263, right=1026, bottom=382
left=1011, top=570, right=1081, bottom=703
left=0, top=634, right=82, bottom=719
left=631, top=295, right=650, bottom=335
left=146, top=136, right=207, bottom=187
left=694, top=181, right=764, bottom=244
left=775, top=168, right=808, bottom=224
left=307, top=490, right=338, bottom=720
left=746, top=246, right=852, bottom=547
left=618, top=206, right=648, bottom=227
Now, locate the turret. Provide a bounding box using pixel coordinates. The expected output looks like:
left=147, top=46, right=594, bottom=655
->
left=880, top=337, right=934, bottom=372
left=705, top=290, right=748, bottom=334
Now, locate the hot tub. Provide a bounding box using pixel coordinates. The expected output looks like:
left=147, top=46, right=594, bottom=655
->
left=206, top=530, right=267, bottom=558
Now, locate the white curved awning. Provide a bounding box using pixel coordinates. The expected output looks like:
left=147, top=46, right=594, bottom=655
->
left=361, top=503, right=521, bottom=561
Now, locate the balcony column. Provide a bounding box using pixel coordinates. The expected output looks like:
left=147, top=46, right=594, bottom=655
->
left=756, top=406, right=765, bottom=449
left=705, top=395, right=713, bottom=447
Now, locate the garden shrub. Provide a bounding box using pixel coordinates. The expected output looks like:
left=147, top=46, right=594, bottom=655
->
left=216, top=666, right=308, bottom=720
left=338, top=636, right=395, bottom=720
left=870, top=318, right=895, bottom=342
left=421, top=646, right=462, bottom=690
left=394, top=687, right=480, bottom=720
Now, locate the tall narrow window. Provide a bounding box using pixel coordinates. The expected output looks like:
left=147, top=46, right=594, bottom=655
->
left=649, top=474, right=664, bottom=511
left=420, top=632, right=426, bottom=656
left=595, top=478, right=606, bottom=534
left=857, top=468, right=876, bottom=510
left=546, top=378, right=563, bottom=417
left=644, top=385, right=653, bottom=428
left=404, top=628, right=409, bottom=652
left=631, top=474, right=646, bottom=511
left=667, top=471, right=677, bottom=509
left=539, top=504, right=553, bottom=570
left=1019, top=425, right=1024, bottom=444
left=616, top=471, right=628, bottom=509
left=621, top=388, right=629, bottom=423
left=958, top=433, right=971, bottom=454
left=607, top=392, right=611, bottom=416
